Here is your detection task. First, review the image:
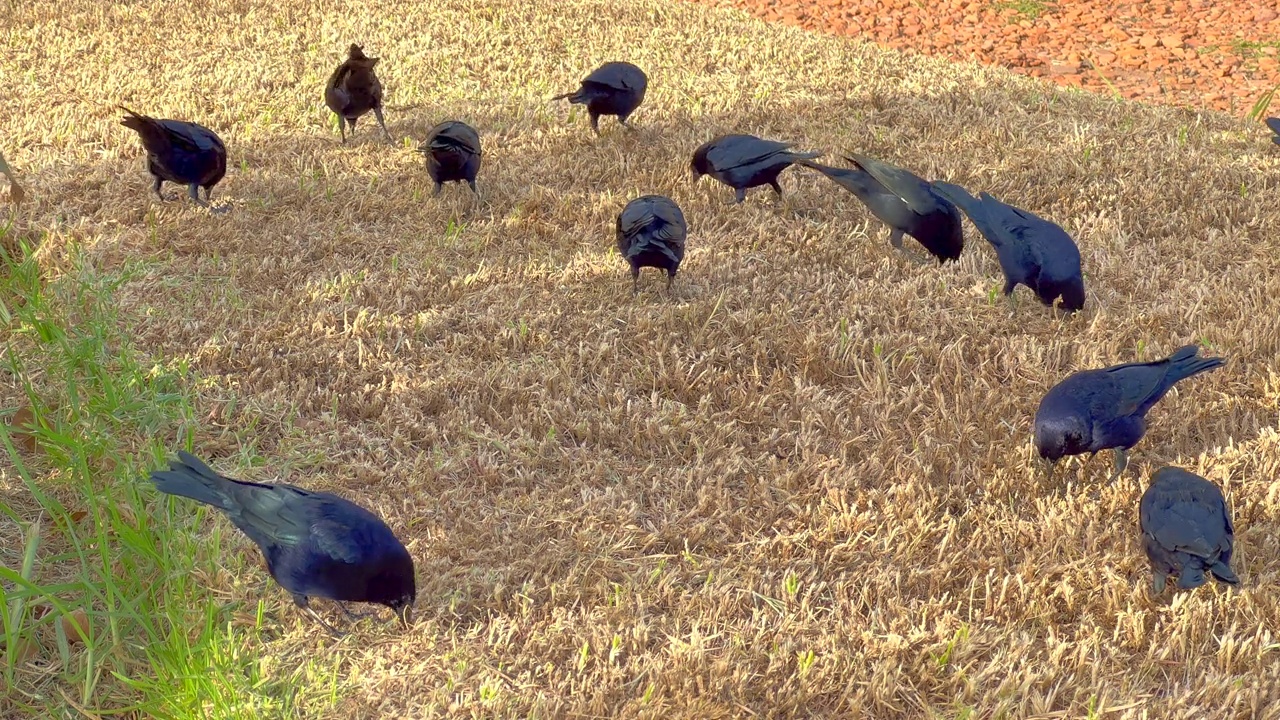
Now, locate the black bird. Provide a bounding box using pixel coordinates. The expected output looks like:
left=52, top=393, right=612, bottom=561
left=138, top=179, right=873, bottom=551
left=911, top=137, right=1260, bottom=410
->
left=804, top=154, right=962, bottom=263
left=932, top=181, right=1085, bottom=311
left=119, top=107, right=228, bottom=214
left=419, top=120, right=481, bottom=196
left=552, top=61, right=648, bottom=135
left=1033, top=345, right=1225, bottom=480
left=149, top=451, right=416, bottom=635
left=1266, top=117, right=1280, bottom=146
left=690, top=134, right=820, bottom=204
left=616, top=194, right=687, bottom=295
left=324, top=44, right=392, bottom=144
left=1139, top=466, right=1239, bottom=594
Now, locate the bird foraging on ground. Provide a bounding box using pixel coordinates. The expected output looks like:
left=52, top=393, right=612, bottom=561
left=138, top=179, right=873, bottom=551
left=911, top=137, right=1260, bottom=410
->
left=1139, top=466, right=1239, bottom=594
left=931, top=181, right=1084, bottom=311
left=690, top=134, right=820, bottom=204
left=420, top=120, right=481, bottom=196
left=616, top=194, right=687, bottom=295
left=119, top=107, right=228, bottom=214
left=324, top=44, right=393, bottom=144
left=1265, top=117, right=1280, bottom=146
left=552, top=61, right=648, bottom=135
left=804, top=153, right=962, bottom=263
left=148, top=451, right=416, bottom=636
left=1033, top=345, right=1225, bottom=481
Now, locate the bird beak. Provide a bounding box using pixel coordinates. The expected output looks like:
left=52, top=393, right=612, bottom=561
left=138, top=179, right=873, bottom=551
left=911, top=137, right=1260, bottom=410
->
left=397, top=604, right=413, bottom=629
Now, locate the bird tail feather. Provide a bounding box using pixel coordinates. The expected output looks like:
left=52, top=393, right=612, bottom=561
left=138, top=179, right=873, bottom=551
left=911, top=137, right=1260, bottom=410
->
left=1266, top=117, right=1280, bottom=145
left=1164, top=345, right=1226, bottom=385
left=149, top=451, right=235, bottom=511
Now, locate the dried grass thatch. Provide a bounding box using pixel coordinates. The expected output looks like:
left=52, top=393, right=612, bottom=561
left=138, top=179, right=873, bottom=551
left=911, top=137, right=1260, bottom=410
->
left=4, top=0, right=1280, bottom=716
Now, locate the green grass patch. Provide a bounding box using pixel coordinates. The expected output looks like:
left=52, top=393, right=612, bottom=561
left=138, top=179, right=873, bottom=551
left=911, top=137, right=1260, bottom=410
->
left=0, top=228, right=340, bottom=718
left=994, top=0, right=1051, bottom=20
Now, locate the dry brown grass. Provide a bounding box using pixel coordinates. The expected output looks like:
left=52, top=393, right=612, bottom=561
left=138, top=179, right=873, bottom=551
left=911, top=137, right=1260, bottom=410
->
left=5, top=0, right=1280, bottom=716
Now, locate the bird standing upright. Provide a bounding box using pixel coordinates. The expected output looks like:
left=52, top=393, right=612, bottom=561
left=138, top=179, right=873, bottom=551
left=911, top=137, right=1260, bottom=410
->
left=552, top=61, right=648, bottom=135
left=690, top=134, right=820, bottom=204
left=616, top=194, right=687, bottom=295
left=1033, top=345, right=1225, bottom=480
left=148, top=451, right=416, bottom=635
left=804, top=154, right=962, bottom=263
left=324, top=44, right=393, bottom=144
left=1139, top=466, right=1239, bottom=594
left=119, top=106, right=228, bottom=213
left=931, top=180, right=1085, bottom=311
left=420, top=120, right=482, bottom=196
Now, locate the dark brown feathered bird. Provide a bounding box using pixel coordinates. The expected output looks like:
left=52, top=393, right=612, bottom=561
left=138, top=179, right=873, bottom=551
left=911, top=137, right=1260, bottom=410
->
left=324, top=44, right=392, bottom=144
left=119, top=106, right=228, bottom=214
left=419, top=120, right=481, bottom=196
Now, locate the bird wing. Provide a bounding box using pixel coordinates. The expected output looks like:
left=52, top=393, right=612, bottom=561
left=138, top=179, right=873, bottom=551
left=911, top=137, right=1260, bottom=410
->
left=158, top=120, right=224, bottom=154
left=308, top=506, right=375, bottom=565
left=584, top=62, right=644, bottom=91
left=429, top=122, right=481, bottom=154
left=844, top=154, right=946, bottom=215
left=1101, top=361, right=1175, bottom=416
left=705, top=136, right=793, bottom=171
left=620, top=198, right=686, bottom=259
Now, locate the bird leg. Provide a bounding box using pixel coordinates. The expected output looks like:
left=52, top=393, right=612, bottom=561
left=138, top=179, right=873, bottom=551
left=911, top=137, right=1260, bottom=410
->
left=188, top=183, right=229, bottom=215
left=666, top=272, right=676, bottom=299
left=335, top=601, right=375, bottom=621
left=730, top=188, right=747, bottom=205
left=294, top=596, right=347, bottom=638
left=1151, top=572, right=1167, bottom=594
left=151, top=176, right=172, bottom=202
left=888, top=229, right=905, bottom=250
left=337, top=114, right=347, bottom=143
left=618, top=115, right=636, bottom=131
left=631, top=267, right=641, bottom=295
left=467, top=179, right=478, bottom=196
left=589, top=113, right=601, bottom=136
left=768, top=180, right=784, bottom=197
left=373, top=107, right=393, bottom=144
left=433, top=181, right=443, bottom=197
left=1107, top=448, right=1129, bottom=482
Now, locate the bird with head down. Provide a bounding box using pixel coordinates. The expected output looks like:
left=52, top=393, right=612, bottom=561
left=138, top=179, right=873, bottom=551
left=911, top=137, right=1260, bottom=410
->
left=1139, top=466, right=1239, bottom=594
left=149, top=451, right=416, bottom=636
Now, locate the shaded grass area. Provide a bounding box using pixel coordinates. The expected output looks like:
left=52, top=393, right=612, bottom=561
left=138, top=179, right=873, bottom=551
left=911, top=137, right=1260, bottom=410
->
left=0, top=228, right=343, bottom=718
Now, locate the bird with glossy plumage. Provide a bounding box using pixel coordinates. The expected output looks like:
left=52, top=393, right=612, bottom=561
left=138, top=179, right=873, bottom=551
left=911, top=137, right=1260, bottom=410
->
left=616, top=194, right=687, bottom=295
left=119, top=106, right=228, bottom=213
left=420, top=120, right=481, bottom=196
left=148, top=451, right=416, bottom=636
left=552, top=61, right=648, bottom=135
left=1033, top=345, right=1225, bottom=481
left=324, top=44, right=393, bottom=144
left=1139, top=466, right=1239, bottom=594
left=932, top=180, right=1084, bottom=311
left=805, top=153, right=962, bottom=264
left=690, top=133, right=820, bottom=204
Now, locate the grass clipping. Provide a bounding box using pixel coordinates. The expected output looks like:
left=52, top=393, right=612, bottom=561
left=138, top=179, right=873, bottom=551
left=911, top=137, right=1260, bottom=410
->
left=5, top=0, right=1280, bottom=716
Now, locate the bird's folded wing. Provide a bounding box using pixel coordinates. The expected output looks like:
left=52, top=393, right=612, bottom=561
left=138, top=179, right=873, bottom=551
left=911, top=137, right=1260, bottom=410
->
left=846, top=154, right=943, bottom=214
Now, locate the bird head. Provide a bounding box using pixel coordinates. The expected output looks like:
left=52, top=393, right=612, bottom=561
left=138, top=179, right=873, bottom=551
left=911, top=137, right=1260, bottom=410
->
left=1056, top=280, right=1086, bottom=314
left=369, top=552, right=417, bottom=630
left=1032, top=415, right=1089, bottom=464
left=689, top=155, right=706, bottom=183
left=347, top=44, right=379, bottom=67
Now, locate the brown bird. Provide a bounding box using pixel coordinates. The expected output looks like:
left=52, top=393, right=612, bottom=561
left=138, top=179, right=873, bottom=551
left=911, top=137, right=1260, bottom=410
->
left=324, top=44, right=392, bottom=144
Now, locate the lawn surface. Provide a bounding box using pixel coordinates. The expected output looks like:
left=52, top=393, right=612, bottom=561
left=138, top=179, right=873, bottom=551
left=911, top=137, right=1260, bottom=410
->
left=3, top=0, right=1280, bottom=717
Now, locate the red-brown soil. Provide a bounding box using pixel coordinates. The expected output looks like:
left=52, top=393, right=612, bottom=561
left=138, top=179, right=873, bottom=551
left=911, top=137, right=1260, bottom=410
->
left=688, top=0, right=1280, bottom=116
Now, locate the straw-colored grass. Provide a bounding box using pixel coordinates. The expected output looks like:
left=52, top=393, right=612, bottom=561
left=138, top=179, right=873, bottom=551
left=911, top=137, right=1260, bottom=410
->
left=4, top=0, right=1280, bottom=717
